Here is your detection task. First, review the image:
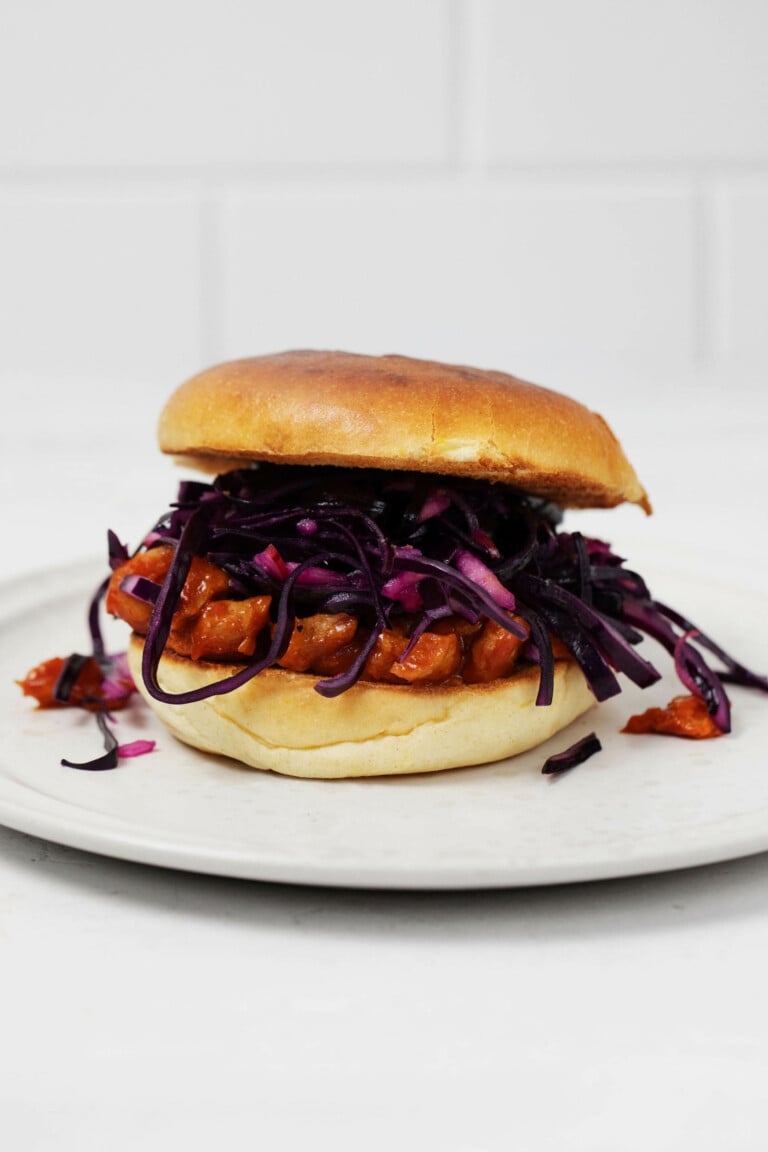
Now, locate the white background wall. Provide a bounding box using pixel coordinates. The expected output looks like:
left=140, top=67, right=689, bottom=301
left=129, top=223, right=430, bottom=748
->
left=3, top=11, right=768, bottom=1146
left=1, top=0, right=767, bottom=569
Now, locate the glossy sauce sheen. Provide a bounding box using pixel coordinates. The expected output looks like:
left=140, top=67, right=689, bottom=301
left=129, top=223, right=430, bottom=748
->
left=623, top=694, right=723, bottom=739
left=106, top=546, right=531, bottom=685
left=17, top=656, right=129, bottom=711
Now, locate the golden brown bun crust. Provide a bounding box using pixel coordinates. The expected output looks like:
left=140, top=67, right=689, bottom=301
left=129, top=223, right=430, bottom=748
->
left=158, top=351, right=650, bottom=512
left=127, top=634, right=595, bottom=779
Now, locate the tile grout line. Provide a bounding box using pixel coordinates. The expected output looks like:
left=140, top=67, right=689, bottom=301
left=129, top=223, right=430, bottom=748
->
left=1, top=162, right=768, bottom=191
left=197, top=184, right=224, bottom=368
left=703, top=177, right=729, bottom=370
left=448, top=0, right=492, bottom=175
left=691, top=177, right=710, bottom=369
left=443, top=0, right=463, bottom=170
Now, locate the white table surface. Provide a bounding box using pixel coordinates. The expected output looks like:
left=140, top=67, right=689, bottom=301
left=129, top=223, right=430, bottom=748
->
left=2, top=373, right=768, bottom=1150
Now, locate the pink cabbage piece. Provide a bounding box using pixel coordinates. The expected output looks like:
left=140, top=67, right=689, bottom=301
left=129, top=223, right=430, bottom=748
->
left=117, top=740, right=156, bottom=759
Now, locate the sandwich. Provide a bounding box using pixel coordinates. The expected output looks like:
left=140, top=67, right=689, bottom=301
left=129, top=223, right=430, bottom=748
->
left=93, top=350, right=765, bottom=778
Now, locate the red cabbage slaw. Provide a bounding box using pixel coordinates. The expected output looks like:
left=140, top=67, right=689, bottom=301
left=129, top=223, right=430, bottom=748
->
left=50, top=648, right=155, bottom=770
left=61, top=462, right=766, bottom=772
left=104, top=463, right=767, bottom=729
left=543, top=732, right=602, bottom=776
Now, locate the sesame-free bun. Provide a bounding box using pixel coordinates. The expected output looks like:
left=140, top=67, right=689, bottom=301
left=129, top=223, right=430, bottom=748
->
left=159, top=351, right=650, bottom=512
left=127, top=634, right=595, bottom=780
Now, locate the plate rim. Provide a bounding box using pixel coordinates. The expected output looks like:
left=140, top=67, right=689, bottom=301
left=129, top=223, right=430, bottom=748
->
left=3, top=556, right=768, bottom=890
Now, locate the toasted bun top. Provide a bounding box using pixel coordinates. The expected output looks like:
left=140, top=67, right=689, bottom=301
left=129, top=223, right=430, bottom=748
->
left=158, top=350, right=650, bottom=511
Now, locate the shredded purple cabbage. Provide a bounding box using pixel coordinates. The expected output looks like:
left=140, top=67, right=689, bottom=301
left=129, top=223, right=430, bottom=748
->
left=97, top=463, right=767, bottom=735
left=53, top=647, right=137, bottom=771
left=542, top=732, right=602, bottom=776
left=117, top=739, right=156, bottom=759
left=61, top=709, right=119, bottom=771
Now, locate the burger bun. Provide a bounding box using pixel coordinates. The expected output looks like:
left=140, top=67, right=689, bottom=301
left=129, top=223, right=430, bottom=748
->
left=128, top=634, right=595, bottom=779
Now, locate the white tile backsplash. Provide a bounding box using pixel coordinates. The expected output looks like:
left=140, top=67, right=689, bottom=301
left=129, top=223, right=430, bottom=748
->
left=485, top=0, right=768, bottom=165
left=0, top=1, right=766, bottom=398
left=0, top=1, right=451, bottom=168
left=218, top=181, right=695, bottom=380
left=0, top=191, right=202, bottom=386
left=711, top=180, right=768, bottom=363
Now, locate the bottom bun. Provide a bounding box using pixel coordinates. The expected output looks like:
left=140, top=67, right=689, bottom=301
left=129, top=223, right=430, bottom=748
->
left=128, top=634, right=596, bottom=779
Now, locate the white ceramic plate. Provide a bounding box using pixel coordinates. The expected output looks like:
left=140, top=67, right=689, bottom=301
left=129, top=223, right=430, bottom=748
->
left=2, top=556, right=768, bottom=889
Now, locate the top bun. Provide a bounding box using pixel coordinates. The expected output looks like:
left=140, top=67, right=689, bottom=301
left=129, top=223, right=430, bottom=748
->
left=158, top=350, right=650, bottom=512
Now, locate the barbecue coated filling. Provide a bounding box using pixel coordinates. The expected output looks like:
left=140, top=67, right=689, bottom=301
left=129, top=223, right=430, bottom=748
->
left=105, top=464, right=579, bottom=694
left=98, top=462, right=767, bottom=734
left=107, top=543, right=539, bottom=686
